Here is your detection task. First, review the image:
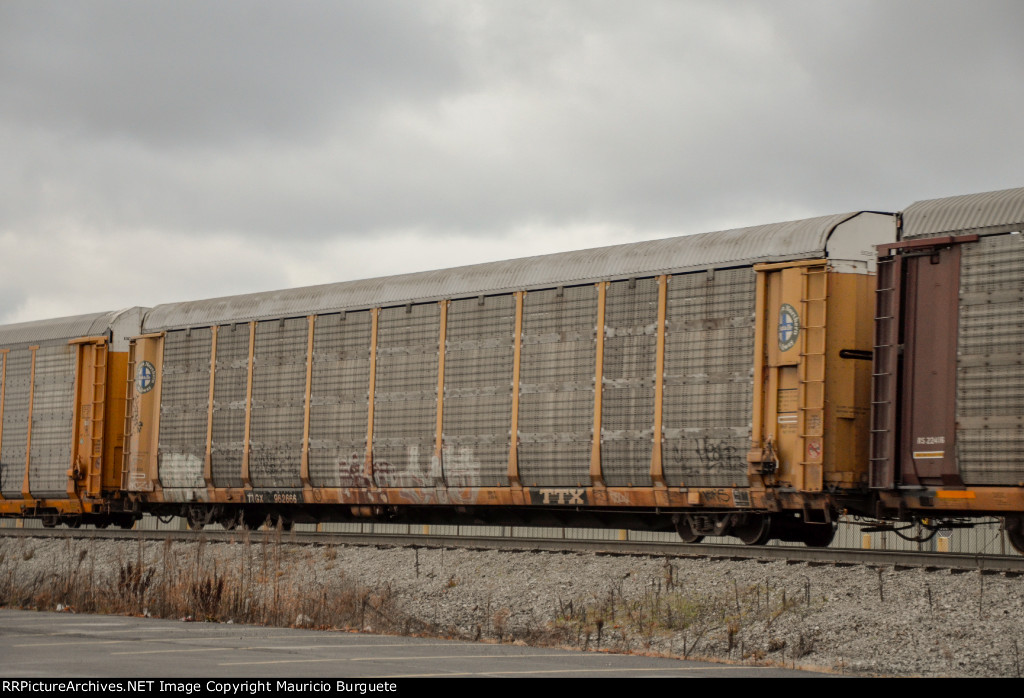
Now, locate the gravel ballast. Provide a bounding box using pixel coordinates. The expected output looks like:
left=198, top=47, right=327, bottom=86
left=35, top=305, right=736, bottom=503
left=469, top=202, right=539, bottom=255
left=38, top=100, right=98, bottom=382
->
left=2, top=534, right=1023, bottom=677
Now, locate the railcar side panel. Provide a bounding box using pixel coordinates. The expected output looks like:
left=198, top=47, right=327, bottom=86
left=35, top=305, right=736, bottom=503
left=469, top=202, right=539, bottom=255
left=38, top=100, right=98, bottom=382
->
left=662, top=268, right=755, bottom=487
left=372, top=303, right=440, bottom=487
left=0, top=349, right=31, bottom=499
left=158, top=328, right=211, bottom=491
left=442, top=294, right=515, bottom=488
left=27, top=344, right=77, bottom=498
left=601, top=277, right=658, bottom=487
left=249, top=317, right=307, bottom=489
left=308, top=311, right=372, bottom=488
left=956, top=233, right=1024, bottom=485
left=518, top=284, right=598, bottom=487
left=210, top=324, right=249, bottom=489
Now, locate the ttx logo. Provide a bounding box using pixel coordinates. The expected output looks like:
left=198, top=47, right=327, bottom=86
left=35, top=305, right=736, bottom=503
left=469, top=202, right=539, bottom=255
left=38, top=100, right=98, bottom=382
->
left=535, top=488, right=585, bottom=505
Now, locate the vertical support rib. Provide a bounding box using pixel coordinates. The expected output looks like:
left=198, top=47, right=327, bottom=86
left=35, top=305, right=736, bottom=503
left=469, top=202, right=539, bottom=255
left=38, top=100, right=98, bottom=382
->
left=650, top=275, right=668, bottom=489
left=68, top=343, right=84, bottom=500
left=747, top=268, right=769, bottom=487
left=22, top=346, right=37, bottom=500
left=364, top=308, right=379, bottom=483
left=589, top=281, right=607, bottom=487
left=203, top=326, right=218, bottom=493
left=0, top=350, right=7, bottom=501
left=507, top=291, right=524, bottom=498
left=300, top=315, right=315, bottom=493
left=434, top=300, right=449, bottom=484
left=241, top=321, right=256, bottom=489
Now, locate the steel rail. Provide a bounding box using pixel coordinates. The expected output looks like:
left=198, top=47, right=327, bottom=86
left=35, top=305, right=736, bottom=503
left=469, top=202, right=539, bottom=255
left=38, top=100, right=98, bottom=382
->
left=2, top=526, right=1022, bottom=573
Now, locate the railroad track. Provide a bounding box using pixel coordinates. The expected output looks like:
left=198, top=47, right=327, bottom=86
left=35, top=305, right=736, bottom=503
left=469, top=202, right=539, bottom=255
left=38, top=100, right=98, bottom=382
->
left=3, top=526, right=1023, bottom=574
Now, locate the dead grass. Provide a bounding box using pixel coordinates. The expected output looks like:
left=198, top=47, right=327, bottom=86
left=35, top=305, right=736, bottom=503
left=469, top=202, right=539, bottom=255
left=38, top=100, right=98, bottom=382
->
left=0, top=537, right=829, bottom=669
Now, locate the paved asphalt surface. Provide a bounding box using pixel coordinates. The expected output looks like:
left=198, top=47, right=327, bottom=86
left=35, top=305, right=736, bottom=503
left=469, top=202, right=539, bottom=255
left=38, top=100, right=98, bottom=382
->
left=0, top=609, right=830, bottom=679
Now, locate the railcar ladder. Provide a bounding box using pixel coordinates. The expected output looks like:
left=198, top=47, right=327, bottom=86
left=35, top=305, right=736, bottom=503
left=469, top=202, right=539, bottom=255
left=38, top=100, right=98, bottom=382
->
left=86, top=344, right=107, bottom=497
left=869, top=255, right=899, bottom=488
left=798, top=265, right=827, bottom=491
left=121, top=354, right=136, bottom=490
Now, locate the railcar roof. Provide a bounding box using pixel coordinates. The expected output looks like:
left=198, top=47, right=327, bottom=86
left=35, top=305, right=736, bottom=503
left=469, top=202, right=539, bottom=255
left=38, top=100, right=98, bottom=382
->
left=902, top=186, right=1024, bottom=239
left=143, top=211, right=876, bottom=331
left=0, top=310, right=124, bottom=348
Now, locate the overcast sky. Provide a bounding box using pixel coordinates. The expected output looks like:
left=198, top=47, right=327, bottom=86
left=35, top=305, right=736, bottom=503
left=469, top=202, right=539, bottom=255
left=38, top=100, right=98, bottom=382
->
left=1, top=0, right=1021, bottom=324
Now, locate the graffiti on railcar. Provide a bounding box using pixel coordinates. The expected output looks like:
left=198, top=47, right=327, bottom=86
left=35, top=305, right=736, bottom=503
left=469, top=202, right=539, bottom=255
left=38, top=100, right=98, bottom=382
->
left=694, top=438, right=743, bottom=470
left=667, top=438, right=744, bottom=473
left=336, top=453, right=372, bottom=488
left=697, top=488, right=732, bottom=505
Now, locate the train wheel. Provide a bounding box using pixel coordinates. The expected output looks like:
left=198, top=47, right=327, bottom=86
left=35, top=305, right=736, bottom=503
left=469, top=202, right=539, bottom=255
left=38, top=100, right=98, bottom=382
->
left=733, top=514, right=771, bottom=546
left=220, top=511, right=240, bottom=530
left=673, top=516, right=705, bottom=544
left=801, top=522, right=837, bottom=548
left=185, top=506, right=208, bottom=531
left=1005, top=517, right=1024, bottom=554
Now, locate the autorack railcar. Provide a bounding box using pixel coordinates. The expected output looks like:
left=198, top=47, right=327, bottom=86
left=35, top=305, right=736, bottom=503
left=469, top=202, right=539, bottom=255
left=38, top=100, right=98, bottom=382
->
left=869, top=187, right=1024, bottom=549
left=0, top=309, right=144, bottom=527
left=3, top=187, right=1023, bottom=551
left=119, top=210, right=895, bottom=546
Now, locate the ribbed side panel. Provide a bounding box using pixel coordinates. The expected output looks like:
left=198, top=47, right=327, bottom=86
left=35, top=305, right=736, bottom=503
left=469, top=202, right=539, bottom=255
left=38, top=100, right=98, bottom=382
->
left=309, top=312, right=371, bottom=487
left=158, top=329, right=211, bottom=489
left=956, top=233, right=1024, bottom=484
left=518, top=285, right=597, bottom=487
left=442, top=295, right=515, bottom=487
left=373, top=304, right=439, bottom=487
left=662, top=269, right=754, bottom=487
left=0, top=350, right=31, bottom=498
left=601, top=279, right=658, bottom=487
left=210, top=325, right=249, bottom=488
left=249, top=319, right=306, bottom=488
left=27, top=345, right=75, bottom=498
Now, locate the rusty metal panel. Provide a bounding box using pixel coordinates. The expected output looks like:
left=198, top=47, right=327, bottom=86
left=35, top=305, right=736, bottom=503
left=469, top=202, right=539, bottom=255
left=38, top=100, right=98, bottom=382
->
left=372, top=303, right=439, bottom=487
left=27, top=344, right=76, bottom=498
left=249, top=318, right=307, bottom=489
left=662, top=268, right=755, bottom=487
left=601, top=278, right=658, bottom=487
left=956, top=233, right=1024, bottom=484
left=518, top=285, right=597, bottom=487
left=902, top=187, right=1024, bottom=239
left=442, top=294, right=515, bottom=487
left=142, top=214, right=875, bottom=332
left=309, top=311, right=372, bottom=487
left=0, top=350, right=30, bottom=498
left=897, top=246, right=962, bottom=486
left=210, top=324, right=249, bottom=488
left=157, top=328, right=211, bottom=490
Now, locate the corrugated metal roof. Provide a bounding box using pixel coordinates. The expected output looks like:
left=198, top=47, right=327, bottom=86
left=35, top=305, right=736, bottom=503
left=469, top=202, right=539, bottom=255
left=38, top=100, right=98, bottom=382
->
left=143, top=212, right=866, bottom=331
left=0, top=310, right=123, bottom=348
left=902, top=187, right=1024, bottom=239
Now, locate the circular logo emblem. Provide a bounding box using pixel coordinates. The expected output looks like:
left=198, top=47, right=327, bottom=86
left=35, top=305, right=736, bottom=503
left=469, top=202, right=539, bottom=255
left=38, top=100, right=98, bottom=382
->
left=778, top=303, right=800, bottom=352
left=136, top=360, right=156, bottom=394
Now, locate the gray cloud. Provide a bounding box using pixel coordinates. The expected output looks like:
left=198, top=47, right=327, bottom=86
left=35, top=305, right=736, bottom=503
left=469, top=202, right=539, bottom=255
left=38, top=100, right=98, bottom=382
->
left=1, top=0, right=1022, bottom=323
